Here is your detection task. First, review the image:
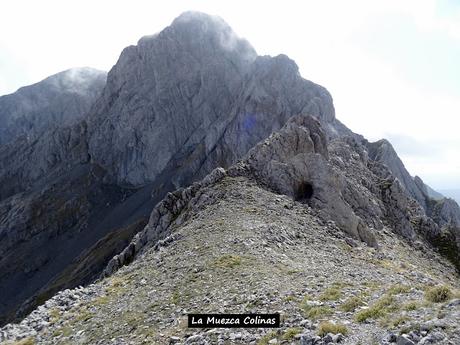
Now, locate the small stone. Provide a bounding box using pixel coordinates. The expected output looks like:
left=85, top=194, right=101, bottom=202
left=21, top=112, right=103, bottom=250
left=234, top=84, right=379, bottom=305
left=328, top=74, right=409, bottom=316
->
left=323, top=333, right=333, bottom=343
left=300, top=334, right=315, bottom=345
left=170, top=336, right=181, bottom=343
left=396, top=335, right=415, bottom=345
left=385, top=332, right=397, bottom=342
left=332, top=333, right=344, bottom=343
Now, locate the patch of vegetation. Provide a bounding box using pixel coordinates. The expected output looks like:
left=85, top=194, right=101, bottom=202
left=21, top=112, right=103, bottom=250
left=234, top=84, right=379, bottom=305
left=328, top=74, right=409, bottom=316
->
left=171, top=289, right=180, bottom=305
left=287, top=269, right=300, bottom=275
left=213, top=254, right=242, bottom=268
left=75, top=308, right=94, bottom=322
left=425, top=285, right=453, bottom=303
left=437, top=310, right=447, bottom=319
left=354, top=294, right=396, bottom=323
left=403, top=301, right=420, bottom=311
left=332, top=281, right=352, bottom=288
left=284, top=295, right=299, bottom=303
left=319, top=287, right=342, bottom=301
left=258, top=331, right=278, bottom=345
left=317, top=321, right=348, bottom=336
left=123, top=311, right=145, bottom=330
left=399, top=323, right=422, bottom=335
left=48, top=308, right=60, bottom=323
left=92, top=295, right=110, bottom=306
left=340, top=296, right=364, bottom=312
left=380, top=315, right=410, bottom=328
left=362, top=281, right=380, bottom=289
left=387, top=284, right=411, bottom=295
left=302, top=305, right=333, bottom=320
left=247, top=297, right=265, bottom=308
left=282, top=327, right=302, bottom=340
left=105, top=275, right=129, bottom=294
left=53, top=326, right=73, bottom=337
left=10, top=338, right=35, bottom=345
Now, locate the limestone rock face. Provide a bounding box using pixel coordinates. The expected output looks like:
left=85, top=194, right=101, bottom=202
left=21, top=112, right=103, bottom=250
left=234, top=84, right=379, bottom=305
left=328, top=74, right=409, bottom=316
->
left=367, top=139, right=428, bottom=210
left=87, top=12, right=337, bottom=187
left=0, top=121, right=91, bottom=199
left=229, top=115, right=378, bottom=247
left=0, top=68, right=106, bottom=146
left=430, top=198, right=460, bottom=229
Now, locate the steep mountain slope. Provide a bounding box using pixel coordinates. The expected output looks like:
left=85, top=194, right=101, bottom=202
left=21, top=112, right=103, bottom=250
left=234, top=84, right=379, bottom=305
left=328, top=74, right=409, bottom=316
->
left=0, top=10, right=459, bottom=337
left=0, top=68, right=106, bottom=146
left=1, top=116, right=459, bottom=345
left=0, top=12, right=342, bottom=325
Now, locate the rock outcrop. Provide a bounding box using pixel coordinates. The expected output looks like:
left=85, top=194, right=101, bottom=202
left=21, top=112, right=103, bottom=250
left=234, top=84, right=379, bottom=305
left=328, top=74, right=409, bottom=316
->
left=367, top=139, right=428, bottom=211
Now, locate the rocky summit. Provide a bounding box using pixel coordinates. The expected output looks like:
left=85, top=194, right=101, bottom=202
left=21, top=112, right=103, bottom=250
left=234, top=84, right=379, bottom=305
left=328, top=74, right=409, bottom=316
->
left=0, top=11, right=460, bottom=345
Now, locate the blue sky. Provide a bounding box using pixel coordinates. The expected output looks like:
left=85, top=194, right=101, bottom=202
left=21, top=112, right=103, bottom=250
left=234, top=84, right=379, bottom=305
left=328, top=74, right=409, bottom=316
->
left=0, top=0, right=458, bottom=190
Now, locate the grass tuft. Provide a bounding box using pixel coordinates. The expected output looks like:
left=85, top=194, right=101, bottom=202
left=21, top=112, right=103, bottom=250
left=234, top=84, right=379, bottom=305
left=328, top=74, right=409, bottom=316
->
left=340, top=296, right=364, bottom=312
left=319, top=287, right=342, bottom=301
left=354, top=294, right=396, bottom=322
left=258, top=331, right=277, bottom=345
left=282, top=327, right=302, bottom=340
left=425, top=285, right=452, bottom=303
left=387, top=284, right=411, bottom=295
left=213, top=254, right=242, bottom=268
left=11, top=338, right=35, bottom=345
left=317, top=321, right=348, bottom=336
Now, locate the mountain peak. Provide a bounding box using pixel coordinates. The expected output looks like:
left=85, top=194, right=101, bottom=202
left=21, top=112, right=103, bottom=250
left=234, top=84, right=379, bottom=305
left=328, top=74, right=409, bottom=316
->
left=41, top=67, right=107, bottom=93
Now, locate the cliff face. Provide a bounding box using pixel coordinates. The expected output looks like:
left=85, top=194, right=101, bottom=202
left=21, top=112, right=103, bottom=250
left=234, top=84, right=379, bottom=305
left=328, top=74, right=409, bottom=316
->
left=0, top=11, right=459, bottom=332
left=87, top=12, right=336, bottom=188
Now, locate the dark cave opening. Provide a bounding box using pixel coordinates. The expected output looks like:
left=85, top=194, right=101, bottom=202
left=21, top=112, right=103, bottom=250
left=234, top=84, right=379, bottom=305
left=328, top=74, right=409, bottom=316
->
left=295, top=181, right=314, bottom=202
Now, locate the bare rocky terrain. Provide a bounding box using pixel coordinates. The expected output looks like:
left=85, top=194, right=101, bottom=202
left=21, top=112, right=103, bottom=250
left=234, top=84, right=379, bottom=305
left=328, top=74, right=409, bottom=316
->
left=0, top=11, right=459, bottom=345
left=2, top=114, right=460, bottom=345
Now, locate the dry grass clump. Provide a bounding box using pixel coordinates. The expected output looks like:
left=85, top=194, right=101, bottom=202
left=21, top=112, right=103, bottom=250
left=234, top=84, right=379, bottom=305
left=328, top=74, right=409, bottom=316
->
left=213, top=254, right=242, bottom=268
left=355, top=294, right=396, bottom=322
left=424, top=285, right=452, bottom=303
left=317, top=321, right=348, bottom=336
left=340, top=296, right=364, bottom=312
